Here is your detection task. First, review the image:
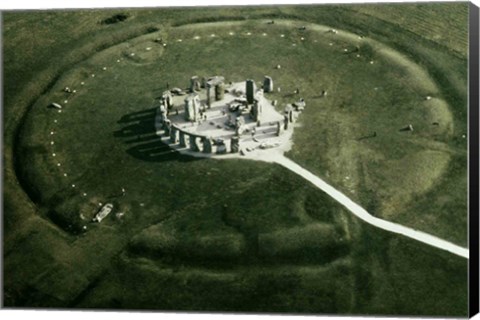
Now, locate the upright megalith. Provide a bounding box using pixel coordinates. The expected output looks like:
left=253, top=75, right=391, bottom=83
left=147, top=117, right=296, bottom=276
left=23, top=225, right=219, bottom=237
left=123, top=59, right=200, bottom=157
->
left=179, top=131, right=187, bottom=147
left=190, top=76, right=201, bottom=92
left=189, top=135, right=201, bottom=152
left=231, top=136, right=240, bottom=153
left=161, top=90, right=173, bottom=110
left=202, top=137, right=212, bottom=154
left=163, top=119, right=171, bottom=136
left=263, top=76, right=273, bottom=93
left=246, top=79, right=256, bottom=104
left=285, top=104, right=294, bottom=123
left=184, top=94, right=201, bottom=121
left=170, top=126, right=179, bottom=143
left=276, top=121, right=282, bottom=136
left=206, top=76, right=225, bottom=108
left=251, top=98, right=263, bottom=122
left=215, top=82, right=225, bottom=101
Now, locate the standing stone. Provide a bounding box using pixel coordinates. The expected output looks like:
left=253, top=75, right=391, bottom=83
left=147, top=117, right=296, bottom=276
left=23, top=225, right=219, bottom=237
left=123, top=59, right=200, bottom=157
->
left=206, top=85, right=212, bottom=108
left=284, top=115, right=289, bottom=130
left=263, top=76, right=273, bottom=93
left=246, top=79, right=256, bottom=104
left=285, top=104, right=294, bottom=123
left=184, top=94, right=201, bottom=121
left=231, top=136, right=240, bottom=153
left=276, top=121, right=282, bottom=136
left=179, top=131, right=187, bottom=147
left=215, top=82, right=225, bottom=101
left=190, top=76, right=200, bottom=92
left=189, top=135, right=200, bottom=152
left=170, top=126, right=178, bottom=143
left=251, top=99, right=263, bottom=122
left=202, top=137, right=212, bottom=154
left=163, top=119, right=171, bottom=136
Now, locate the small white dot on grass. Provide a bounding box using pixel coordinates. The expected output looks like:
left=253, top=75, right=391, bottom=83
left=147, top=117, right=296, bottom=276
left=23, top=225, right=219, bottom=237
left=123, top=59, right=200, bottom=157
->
left=54, top=119, right=58, bottom=123
left=356, top=54, right=361, bottom=58
left=64, top=100, right=68, bottom=104
left=301, top=37, right=305, bottom=41
left=98, top=203, right=103, bottom=206
left=52, top=153, right=56, bottom=157
left=194, top=36, right=200, bottom=40
left=163, top=43, right=167, bottom=47
left=229, top=32, right=234, bottom=35
left=83, top=193, right=87, bottom=197
left=246, top=32, right=251, bottom=36
left=146, top=47, right=152, bottom=50
left=344, top=48, right=348, bottom=52
left=329, top=43, right=333, bottom=46
left=63, top=173, right=68, bottom=177
left=130, top=53, right=135, bottom=56
left=102, top=67, right=107, bottom=70
left=462, top=134, right=466, bottom=138
left=369, top=60, right=374, bottom=64
left=57, top=163, right=61, bottom=167
left=426, top=96, right=432, bottom=100
left=50, top=131, right=54, bottom=135
left=140, top=203, right=145, bottom=207
left=262, top=33, right=267, bottom=36
left=81, top=82, right=85, bottom=85
left=73, top=90, right=76, bottom=93
left=280, top=34, right=285, bottom=37
left=71, top=184, right=75, bottom=188
left=292, top=43, right=296, bottom=46
left=91, top=74, right=95, bottom=77
left=177, top=39, right=183, bottom=42
left=210, top=34, right=216, bottom=37
left=58, top=110, right=62, bottom=113
left=50, top=141, right=54, bottom=145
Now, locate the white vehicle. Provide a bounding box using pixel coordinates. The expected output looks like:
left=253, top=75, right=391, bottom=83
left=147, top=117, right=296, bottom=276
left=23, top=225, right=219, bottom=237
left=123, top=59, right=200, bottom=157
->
left=92, top=203, right=113, bottom=223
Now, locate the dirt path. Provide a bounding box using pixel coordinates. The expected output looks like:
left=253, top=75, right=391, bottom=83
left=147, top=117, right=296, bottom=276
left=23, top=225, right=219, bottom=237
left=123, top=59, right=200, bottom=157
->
left=241, top=150, right=469, bottom=259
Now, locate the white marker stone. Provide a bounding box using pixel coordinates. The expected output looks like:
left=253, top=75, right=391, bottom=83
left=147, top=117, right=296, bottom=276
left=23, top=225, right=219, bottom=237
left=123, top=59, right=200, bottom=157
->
left=81, top=82, right=85, bottom=85
left=58, top=109, right=62, bottom=113
left=146, top=47, right=152, bottom=50
left=194, top=36, right=200, bottom=40
left=344, top=48, right=348, bottom=52
left=50, top=141, right=54, bottom=145
left=130, top=53, right=135, bottom=56
left=263, top=33, right=267, bottom=36
left=102, top=67, right=107, bottom=70
left=91, top=74, right=95, bottom=77
left=64, top=100, right=68, bottom=104
left=246, top=32, right=251, bottom=35
left=280, top=34, right=285, bottom=37
left=117, top=59, right=121, bottom=62
left=73, top=90, right=77, bottom=93
left=64, top=173, right=68, bottom=177
left=426, top=96, right=432, bottom=100
left=370, top=60, right=374, bottom=64
left=83, top=193, right=87, bottom=196
left=71, top=184, right=75, bottom=188
left=57, top=163, right=61, bottom=167
left=54, top=119, right=58, bottom=123
left=301, top=37, right=305, bottom=41
left=210, top=34, right=216, bottom=37
left=356, top=54, right=361, bottom=58
left=50, top=131, right=54, bottom=135
left=229, top=32, right=234, bottom=35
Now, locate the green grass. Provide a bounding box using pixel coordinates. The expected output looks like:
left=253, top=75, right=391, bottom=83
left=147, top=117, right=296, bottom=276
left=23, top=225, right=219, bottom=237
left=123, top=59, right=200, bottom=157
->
left=3, top=4, right=469, bottom=315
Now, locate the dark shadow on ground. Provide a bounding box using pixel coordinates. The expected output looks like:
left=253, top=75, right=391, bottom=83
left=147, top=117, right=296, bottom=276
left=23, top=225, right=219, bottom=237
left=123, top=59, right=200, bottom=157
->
left=114, top=107, right=199, bottom=163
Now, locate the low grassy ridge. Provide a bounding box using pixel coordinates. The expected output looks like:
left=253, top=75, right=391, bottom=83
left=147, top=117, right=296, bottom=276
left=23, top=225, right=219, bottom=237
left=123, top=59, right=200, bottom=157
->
left=3, top=4, right=468, bottom=315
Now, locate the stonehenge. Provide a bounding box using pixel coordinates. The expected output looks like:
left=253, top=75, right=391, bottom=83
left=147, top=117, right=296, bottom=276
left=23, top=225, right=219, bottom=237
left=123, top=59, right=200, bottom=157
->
left=156, top=75, right=295, bottom=157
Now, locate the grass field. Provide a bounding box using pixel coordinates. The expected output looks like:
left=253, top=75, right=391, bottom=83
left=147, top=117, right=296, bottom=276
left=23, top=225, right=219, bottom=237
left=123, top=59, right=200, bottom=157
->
left=2, top=3, right=469, bottom=315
